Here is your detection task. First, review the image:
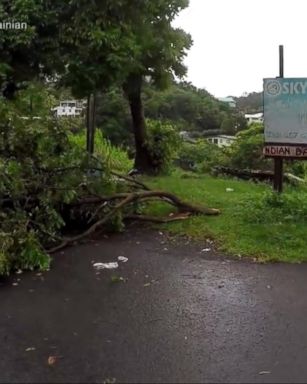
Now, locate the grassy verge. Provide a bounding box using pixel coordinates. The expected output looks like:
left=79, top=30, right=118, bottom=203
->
left=142, top=170, right=307, bottom=263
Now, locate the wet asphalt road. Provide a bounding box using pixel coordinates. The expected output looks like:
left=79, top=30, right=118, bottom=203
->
left=1, top=228, right=307, bottom=383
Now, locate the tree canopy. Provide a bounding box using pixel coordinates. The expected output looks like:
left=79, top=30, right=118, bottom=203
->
left=0, top=0, right=194, bottom=173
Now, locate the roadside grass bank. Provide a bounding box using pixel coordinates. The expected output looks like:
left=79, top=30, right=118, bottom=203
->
left=142, top=170, right=307, bottom=263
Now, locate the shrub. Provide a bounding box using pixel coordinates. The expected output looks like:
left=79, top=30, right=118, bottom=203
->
left=146, top=119, right=181, bottom=174
left=235, top=189, right=307, bottom=225
left=223, top=122, right=307, bottom=178
left=224, top=123, right=272, bottom=170
left=177, top=139, right=226, bottom=172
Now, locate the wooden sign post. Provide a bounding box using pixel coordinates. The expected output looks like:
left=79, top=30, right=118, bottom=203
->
left=273, top=45, right=284, bottom=193
left=263, top=46, right=307, bottom=192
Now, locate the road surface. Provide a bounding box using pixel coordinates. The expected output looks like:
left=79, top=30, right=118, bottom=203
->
left=1, top=228, right=307, bottom=383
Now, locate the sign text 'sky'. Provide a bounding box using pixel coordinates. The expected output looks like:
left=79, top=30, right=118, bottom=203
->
left=274, top=81, right=307, bottom=95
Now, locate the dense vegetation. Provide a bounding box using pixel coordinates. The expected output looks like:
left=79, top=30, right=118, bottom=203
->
left=234, top=91, right=263, bottom=114
left=0, top=82, right=221, bottom=275
left=2, top=1, right=307, bottom=276
left=0, top=85, right=127, bottom=274
left=0, top=0, right=197, bottom=274
left=96, top=81, right=247, bottom=148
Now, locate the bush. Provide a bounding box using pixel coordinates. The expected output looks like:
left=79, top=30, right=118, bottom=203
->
left=224, top=123, right=271, bottom=170
left=146, top=119, right=181, bottom=174
left=223, top=122, right=307, bottom=178
left=177, top=139, right=226, bottom=172
left=235, top=189, right=307, bottom=224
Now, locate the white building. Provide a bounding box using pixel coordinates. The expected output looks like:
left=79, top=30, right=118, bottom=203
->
left=52, top=100, right=84, bottom=117
left=207, top=135, right=236, bottom=148
left=245, top=112, right=263, bottom=125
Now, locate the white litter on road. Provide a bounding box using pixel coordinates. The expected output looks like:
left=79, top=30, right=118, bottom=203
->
left=93, top=262, right=118, bottom=270
left=25, top=347, right=36, bottom=352
left=201, top=248, right=211, bottom=252
left=118, top=256, right=128, bottom=263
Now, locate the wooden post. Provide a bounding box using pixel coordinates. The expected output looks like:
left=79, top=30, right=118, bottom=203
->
left=279, top=44, right=284, bottom=78
left=86, top=93, right=96, bottom=155
left=273, top=45, right=284, bottom=193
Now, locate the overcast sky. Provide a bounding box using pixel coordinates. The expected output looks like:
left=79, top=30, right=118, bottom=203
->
left=173, top=0, right=307, bottom=98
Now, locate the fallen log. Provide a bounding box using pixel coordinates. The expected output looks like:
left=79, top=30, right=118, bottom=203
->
left=212, top=166, right=275, bottom=182
left=212, top=166, right=306, bottom=185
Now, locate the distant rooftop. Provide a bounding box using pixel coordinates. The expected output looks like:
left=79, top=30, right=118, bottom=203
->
left=206, top=134, right=236, bottom=139
left=245, top=112, right=263, bottom=118
left=218, top=97, right=236, bottom=108
left=218, top=97, right=236, bottom=103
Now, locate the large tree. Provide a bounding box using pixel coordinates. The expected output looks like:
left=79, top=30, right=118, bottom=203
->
left=122, top=0, right=192, bottom=173
left=59, top=0, right=192, bottom=172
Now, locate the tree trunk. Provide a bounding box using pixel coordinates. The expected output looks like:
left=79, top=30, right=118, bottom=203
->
left=124, top=74, right=154, bottom=174
left=86, top=93, right=96, bottom=155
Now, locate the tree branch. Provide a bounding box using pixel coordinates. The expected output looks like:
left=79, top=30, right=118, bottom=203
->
left=47, top=190, right=220, bottom=254
left=47, top=193, right=135, bottom=254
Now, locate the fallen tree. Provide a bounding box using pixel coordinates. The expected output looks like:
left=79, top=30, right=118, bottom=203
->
left=48, top=187, right=220, bottom=254
left=0, top=93, right=220, bottom=275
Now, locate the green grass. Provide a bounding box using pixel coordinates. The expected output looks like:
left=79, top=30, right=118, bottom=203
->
left=142, top=170, right=307, bottom=263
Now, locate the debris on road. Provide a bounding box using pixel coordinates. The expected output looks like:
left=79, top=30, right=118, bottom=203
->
left=93, top=262, right=118, bottom=270
left=118, top=256, right=128, bottom=263
left=201, top=248, right=211, bottom=252
left=259, top=371, right=271, bottom=375
left=47, top=356, right=58, bottom=366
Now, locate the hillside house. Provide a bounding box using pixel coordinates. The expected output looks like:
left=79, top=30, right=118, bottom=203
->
left=207, top=135, right=236, bottom=148
left=52, top=100, right=84, bottom=117
left=245, top=112, right=263, bottom=125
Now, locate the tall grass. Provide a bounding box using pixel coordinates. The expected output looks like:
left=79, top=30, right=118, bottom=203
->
left=69, top=129, right=133, bottom=173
